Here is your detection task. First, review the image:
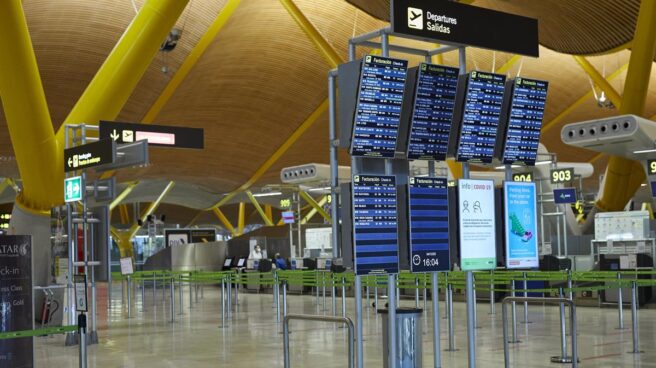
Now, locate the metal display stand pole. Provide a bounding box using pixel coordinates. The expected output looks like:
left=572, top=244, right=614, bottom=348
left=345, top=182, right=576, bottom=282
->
left=355, top=276, right=364, bottom=368
left=463, top=158, right=476, bottom=368
left=616, top=273, right=624, bottom=330
left=629, top=281, right=643, bottom=354
left=509, top=280, right=519, bottom=343
left=78, top=313, right=88, bottom=368
left=432, top=272, right=441, bottom=368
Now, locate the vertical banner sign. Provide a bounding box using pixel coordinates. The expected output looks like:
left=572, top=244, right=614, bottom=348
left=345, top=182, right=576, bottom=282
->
left=352, top=175, right=399, bottom=275
left=503, top=182, right=539, bottom=269
left=458, top=180, right=496, bottom=270
left=408, top=177, right=450, bottom=272
left=0, top=235, right=32, bottom=368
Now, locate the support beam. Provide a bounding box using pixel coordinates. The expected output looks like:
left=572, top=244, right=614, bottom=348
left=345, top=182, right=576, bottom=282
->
left=301, top=195, right=330, bottom=224
left=246, top=191, right=275, bottom=226
left=495, top=55, right=522, bottom=74
left=212, top=207, right=236, bottom=235
left=597, top=0, right=656, bottom=212
left=446, top=159, right=463, bottom=180
left=0, top=0, right=60, bottom=212
left=265, top=204, right=274, bottom=224
left=109, top=181, right=139, bottom=211
left=542, top=63, right=628, bottom=135
left=56, top=0, right=190, bottom=142
left=118, top=204, right=131, bottom=225
left=572, top=55, right=622, bottom=108
left=185, top=211, right=204, bottom=228
left=278, top=0, right=344, bottom=68
left=299, top=191, right=331, bottom=224
left=143, top=0, right=241, bottom=122
left=237, top=202, right=246, bottom=236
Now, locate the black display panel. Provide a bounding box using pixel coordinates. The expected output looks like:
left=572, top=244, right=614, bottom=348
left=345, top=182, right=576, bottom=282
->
left=501, top=78, right=548, bottom=166
left=455, top=71, right=507, bottom=163
left=408, top=177, right=450, bottom=272
left=406, top=64, right=460, bottom=161
left=352, top=175, right=399, bottom=275
left=350, top=56, right=408, bottom=158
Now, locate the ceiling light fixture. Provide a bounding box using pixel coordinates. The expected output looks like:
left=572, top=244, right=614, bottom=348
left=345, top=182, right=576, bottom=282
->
left=535, top=160, right=553, bottom=166
left=252, top=192, right=282, bottom=197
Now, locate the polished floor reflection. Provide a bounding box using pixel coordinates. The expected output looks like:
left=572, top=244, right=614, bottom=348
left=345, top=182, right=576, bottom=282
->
left=35, top=283, right=656, bottom=367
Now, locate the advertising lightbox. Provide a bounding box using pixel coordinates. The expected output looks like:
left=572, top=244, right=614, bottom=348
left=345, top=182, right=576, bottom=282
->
left=458, top=179, right=496, bottom=270
left=503, top=182, right=538, bottom=269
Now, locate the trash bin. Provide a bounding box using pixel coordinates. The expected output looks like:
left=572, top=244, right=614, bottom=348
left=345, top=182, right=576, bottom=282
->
left=378, top=308, right=423, bottom=368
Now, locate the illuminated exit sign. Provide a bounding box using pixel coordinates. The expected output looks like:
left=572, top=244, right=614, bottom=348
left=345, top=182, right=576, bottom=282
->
left=99, top=121, right=204, bottom=149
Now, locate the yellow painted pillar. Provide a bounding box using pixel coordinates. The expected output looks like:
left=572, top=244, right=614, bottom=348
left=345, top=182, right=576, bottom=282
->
left=597, top=0, right=656, bottom=211
left=56, top=0, right=190, bottom=142
left=237, top=202, right=246, bottom=235
left=0, top=0, right=60, bottom=212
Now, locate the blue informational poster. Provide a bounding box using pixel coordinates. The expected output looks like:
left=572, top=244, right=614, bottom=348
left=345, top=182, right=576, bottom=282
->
left=408, top=177, right=450, bottom=272
left=458, top=179, right=497, bottom=270
left=504, top=182, right=539, bottom=269
left=352, top=175, right=399, bottom=275
left=553, top=188, right=577, bottom=204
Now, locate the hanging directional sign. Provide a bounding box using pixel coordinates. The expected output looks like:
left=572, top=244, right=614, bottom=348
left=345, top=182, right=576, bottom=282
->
left=99, top=121, right=204, bottom=149
left=64, top=139, right=115, bottom=172
left=64, top=176, right=84, bottom=203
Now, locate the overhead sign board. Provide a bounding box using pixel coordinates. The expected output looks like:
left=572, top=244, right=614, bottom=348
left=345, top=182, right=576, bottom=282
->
left=553, top=188, right=577, bottom=204
left=391, top=0, right=539, bottom=57
left=550, top=168, right=574, bottom=184
left=352, top=175, right=399, bottom=275
left=504, top=182, right=539, bottom=269
left=0, top=235, right=33, bottom=367
left=458, top=179, right=496, bottom=270
left=99, top=121, right=204, bottom=149
left=350, top=56, right=408, bottom=158
left=408, top=177, right=450, bottom=272
left=64, top=176, right=84, bottom=203
left=281, top=211, right=295, bottom=224
left=64, top=139, right=115, bottom=172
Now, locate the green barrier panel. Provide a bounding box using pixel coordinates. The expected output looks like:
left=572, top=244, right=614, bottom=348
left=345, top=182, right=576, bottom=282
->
left=0, top=325, right=77, bottom=340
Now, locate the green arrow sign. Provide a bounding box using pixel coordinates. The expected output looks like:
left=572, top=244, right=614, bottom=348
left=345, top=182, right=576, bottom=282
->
left=64, top=176, right=83, bottom=203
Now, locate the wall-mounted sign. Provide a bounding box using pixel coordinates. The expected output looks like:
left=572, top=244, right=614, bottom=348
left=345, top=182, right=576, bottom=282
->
left=504, top=182, right=538, bottom=269
left=281, top=211, right=295, bottom=224
left=164, top=229, right=190, bottom=247
left=408, top=177, right=450, bottom=272
left=0, top=235, right=32, bottom=367
left=391, top=0, right=539, bottom=57
left=74, top=274, right=88, bottom=312
left=550, top=168, right=574, bottom=184
left=352, top=175, right=399, bottom=275
left=458, top=179, right=496, bottom=270
left=553, top=188, right=577, bottom=204
left=64, top=139, right=115, bottom=172
left=119, top=257, right=134, bottom=276
left=190, top=229, right=216, bottom=243
left=64, top=176, right=84, bottom=203
left=99, top=121, right=204, bottom=149
left=512, top=172, right=533, bottom=182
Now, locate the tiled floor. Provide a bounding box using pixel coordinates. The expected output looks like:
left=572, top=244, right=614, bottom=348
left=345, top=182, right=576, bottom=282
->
left=35, top=284, right=656, bottom=367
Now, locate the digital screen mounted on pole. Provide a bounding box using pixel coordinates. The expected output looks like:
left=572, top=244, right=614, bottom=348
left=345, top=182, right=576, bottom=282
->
left=455, top=71, right=507, bottom=163
left=408, top=177, right=450, bottom=272
left=64, top=139, right=115, bottom=172
left=99, top=121, right=204, bottom=149
left=350, top=56, right=408, bottom=158
left=458, top=179, right=496, bottom=270
left=0, top=235, right=32, bottom=367
left=501, top=78, right=548, bottom=166
left=352, top=175, right=399, bottom=275
left=390, top=0, right=539, bottom=57
left=406, top=63, right=459, bottom=161
left=503, top=182, right=538, bottom=269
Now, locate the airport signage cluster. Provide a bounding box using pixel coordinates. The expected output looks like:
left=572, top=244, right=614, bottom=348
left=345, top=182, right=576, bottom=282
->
left=99, top=121, right=204, bottom=149
left=64, top=139, right=115, bottom=172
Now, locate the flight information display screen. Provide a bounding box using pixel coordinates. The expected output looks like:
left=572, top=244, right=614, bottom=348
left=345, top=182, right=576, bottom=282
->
left=408, top=177, right=450, bottom=273
left=352, top=175, right=399, bottom=275
left=456, top=71, right=507, bottom=163
left=351, top=55, right=408, bottom=158
left=502, top=77, right=548, bottom=165
left=407, top=64, right=460, bottom=161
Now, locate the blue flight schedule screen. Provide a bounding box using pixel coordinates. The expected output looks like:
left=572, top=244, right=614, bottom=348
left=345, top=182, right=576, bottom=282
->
left=502, top=78, right=548, bottom=165
left=352, top=175, right=399, bottom=275
left=351, top=55, right=408, bottom=158
left=407, top=64, right=459, bottom=161
left=408, top=177, right=450, bottom=273
left=456, top=71, right=507, bottom=163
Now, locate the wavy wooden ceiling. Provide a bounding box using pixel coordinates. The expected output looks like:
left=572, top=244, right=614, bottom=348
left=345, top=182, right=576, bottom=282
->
left=0, top=0, right=654, bottom=218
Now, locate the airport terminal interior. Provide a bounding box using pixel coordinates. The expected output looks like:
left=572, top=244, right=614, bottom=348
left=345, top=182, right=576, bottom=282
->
left=5, top=0, right=656, bottom=367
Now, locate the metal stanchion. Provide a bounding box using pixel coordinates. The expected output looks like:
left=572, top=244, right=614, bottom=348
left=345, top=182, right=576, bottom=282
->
left=424, top=277, right=428, bottom=311
left=629, top=281, right=642, bottom=354
left=415, top=277, right=420, bottom=309
left=387, top=273, right=397, bottom=368
left=323, top=274, right=327, bottom=312
left=446, top=283, right=457, bottom=351
left=283, top=280, right=289, bottom=317
left=141, top=279, right=145, bottom=311
left=178, top=276, right=184, bottom=315
left=227, top=275, right=232, bottom=319
left=374, top=285, right=379, bottom=310
left=127, top=275, right=132, bottom=319
left=78, top=314, right=87, bottom=368
left=465, top=271, right=476, bottom=367
left=153, top=278, right=157, bottom=302
left=220, top=277, right=227, bottom=328
left=443, top=273, right=449, bottom=320
left=616, top=273, right=624, bottom=330
left=489, top=271, right=495, bottom=315
left=509, top=280, right=519, bottom=343
left=432, top=272, right=441, bottom=368
left=550, top=287, right=571, bottom=363
left=170, top=277, right=175, bottom=322
left=188, top=277, right=193, bottom=309
left=342, top=276, right=347, bottom=318
left=355, top=276, right=364, bottom=368
left=522, top=272, right=531, bottom=324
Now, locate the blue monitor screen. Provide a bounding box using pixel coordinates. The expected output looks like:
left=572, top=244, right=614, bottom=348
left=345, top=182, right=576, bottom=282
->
left=456, top=71, right=507, bottom=163
left=407, top=64, right=460, bottom=161
left=351, top=55, right=408, bottom=158
left=502, top=77, right=548, bottom=166
left=408, top=177, right=450, bottom=273
left=352, top=175, right=399, bottom=275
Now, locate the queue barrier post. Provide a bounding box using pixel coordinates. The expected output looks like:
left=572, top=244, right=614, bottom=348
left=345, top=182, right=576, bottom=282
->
left=283, top=314, right=355, bottom=368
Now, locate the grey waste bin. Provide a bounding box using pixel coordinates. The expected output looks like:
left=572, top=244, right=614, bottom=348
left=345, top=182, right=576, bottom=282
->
left=378, top=308, right=423, bottom=368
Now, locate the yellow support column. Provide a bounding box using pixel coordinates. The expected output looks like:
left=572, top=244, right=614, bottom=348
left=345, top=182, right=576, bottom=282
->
left=299, top=192, right=331, bottom=224
left=246, top=191, right=275, bottom=226
left=212, top=208, right=236, bottom=235
left=237, top=202, right=246, bottom=236
left=0, top=0, right=60, bottom=212
left=56, top=0, right=190, bottom=142
left=597, top=0, right=656, bottom=211
left=572, top=56, right=622, bottom=108
left=265, top=205, right=274, bottom=224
